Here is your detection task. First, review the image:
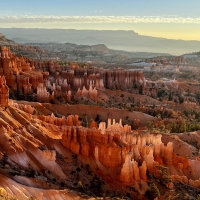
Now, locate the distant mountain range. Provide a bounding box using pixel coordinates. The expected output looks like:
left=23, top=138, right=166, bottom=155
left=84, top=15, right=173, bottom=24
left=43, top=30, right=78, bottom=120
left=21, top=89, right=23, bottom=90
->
left=0, top=33, right=172, bottom=64
left=0, top=28, right=200, bottom=55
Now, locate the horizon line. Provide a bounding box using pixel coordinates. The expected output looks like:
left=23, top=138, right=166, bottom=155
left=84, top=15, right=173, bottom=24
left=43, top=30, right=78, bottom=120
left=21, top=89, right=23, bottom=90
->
left=0, top=27, right=200, bottom=42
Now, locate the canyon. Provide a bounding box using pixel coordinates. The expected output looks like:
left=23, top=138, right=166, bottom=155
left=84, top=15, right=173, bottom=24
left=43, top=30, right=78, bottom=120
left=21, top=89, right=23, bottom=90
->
left=0, top=40, right=200, bottom=200
left=1, top=97, right=200, bottom=199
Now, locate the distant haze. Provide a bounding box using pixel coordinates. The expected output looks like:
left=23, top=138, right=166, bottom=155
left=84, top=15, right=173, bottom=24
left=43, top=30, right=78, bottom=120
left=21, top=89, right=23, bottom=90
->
left=0, top=28, right=200, bottom=55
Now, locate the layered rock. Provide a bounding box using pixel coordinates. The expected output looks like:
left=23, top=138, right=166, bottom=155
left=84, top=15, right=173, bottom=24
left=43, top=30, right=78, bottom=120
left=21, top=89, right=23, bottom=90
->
left=75, top=83, right=98, bottom=101
left=37, top=83, right=50, bottom=103
left=0, top=75, right=9, bottom=106
left=1, top=100, right=200, bottom=199
left=0, top=46, right=149, bottom=103
left=60, top=117, right=200, bottom=190
left=0, top=46, right=44, bottom=95
left=60, top=118, right=168, bottom=186
left=37, top=114, right=80, bottom=126
left=0, top=174, right=86, bottom=200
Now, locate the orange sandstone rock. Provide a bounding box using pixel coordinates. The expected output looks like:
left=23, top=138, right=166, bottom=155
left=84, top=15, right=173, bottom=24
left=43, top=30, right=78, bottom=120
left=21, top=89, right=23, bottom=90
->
left=0, top=76, right=9, bottom=106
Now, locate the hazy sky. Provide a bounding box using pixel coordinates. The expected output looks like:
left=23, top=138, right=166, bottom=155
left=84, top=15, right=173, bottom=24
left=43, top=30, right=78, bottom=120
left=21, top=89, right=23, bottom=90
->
left=1, top=0, right=200, bottom=40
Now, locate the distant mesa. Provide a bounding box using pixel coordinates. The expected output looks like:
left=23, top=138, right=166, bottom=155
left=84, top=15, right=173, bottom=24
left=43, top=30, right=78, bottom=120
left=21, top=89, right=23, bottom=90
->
left=1, top=28, right=200, bottom=54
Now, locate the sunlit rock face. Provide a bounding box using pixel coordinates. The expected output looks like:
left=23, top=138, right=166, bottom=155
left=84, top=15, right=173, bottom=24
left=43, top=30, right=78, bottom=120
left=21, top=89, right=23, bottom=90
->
left=71, top=68, right=146, bottom=91
left=0, top=75, right=9, bottom=106
left=37, top=83, right=50, bottom=103
left=0, top=46, right=44, bottom=96
left=51, top=67, right=146, bottom=101
left=103, top=70, right=145, bottom=90
left=61, top=117, right=200, bottom=191
left=0, top=98, right=200, bottom=199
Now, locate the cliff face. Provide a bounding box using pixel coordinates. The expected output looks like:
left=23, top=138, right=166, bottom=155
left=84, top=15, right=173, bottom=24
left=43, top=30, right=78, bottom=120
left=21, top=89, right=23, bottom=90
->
left=72, top=67, right=146, bottom=91
left=0, top=75, right=9, bottom=106
left=0, top=46, right=44, bottom=97
left=61, top=123, right=161, bottom=186
left=60, top=117, right=200, bottom=190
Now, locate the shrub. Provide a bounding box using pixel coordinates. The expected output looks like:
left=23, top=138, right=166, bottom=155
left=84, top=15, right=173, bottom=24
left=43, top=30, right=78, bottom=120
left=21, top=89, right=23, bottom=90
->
left=149, top=183, right=160, bottom=199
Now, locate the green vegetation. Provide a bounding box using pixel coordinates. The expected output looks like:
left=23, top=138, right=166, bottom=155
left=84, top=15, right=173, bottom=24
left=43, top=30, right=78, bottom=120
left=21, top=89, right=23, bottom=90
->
left=149, top=182, right=160, bottom=199
left=156, top=165, right=172, bottom=185
left=146, top=118, right=200, bottom=134
left=82, top=113, right=89, bottom=128
left=183, top=109, right=200, bottom=121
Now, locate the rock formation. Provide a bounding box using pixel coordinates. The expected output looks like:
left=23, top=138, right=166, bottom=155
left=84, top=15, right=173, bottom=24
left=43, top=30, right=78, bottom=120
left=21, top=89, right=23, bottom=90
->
left=60, top=116, right=200, bottom=191
left=37, top=83, right=50, bottom=103
left=0, top=45, right=200, bottom=199
left=0, top=75, right=9, bottom=106
left=0, top=46, right=148, bottom=103
left=0, top=97, right=200, bottom=199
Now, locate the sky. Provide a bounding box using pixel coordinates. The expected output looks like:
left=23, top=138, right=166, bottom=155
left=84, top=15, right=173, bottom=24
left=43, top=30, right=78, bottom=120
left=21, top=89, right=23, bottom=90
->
left=0, top=0, right=200, bottom=40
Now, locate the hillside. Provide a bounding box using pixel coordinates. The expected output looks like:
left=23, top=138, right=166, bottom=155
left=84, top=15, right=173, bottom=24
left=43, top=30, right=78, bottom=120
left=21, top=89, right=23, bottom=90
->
left=0, top=33, right=16, bottom=46
left=0, top=33, right=171, bottom=63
